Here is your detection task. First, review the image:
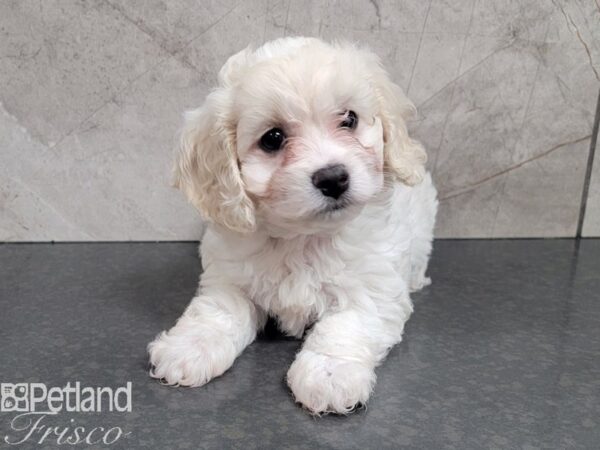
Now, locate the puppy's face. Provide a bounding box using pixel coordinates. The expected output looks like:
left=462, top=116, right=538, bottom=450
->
left=174, top=38, right=426, bottom=234
left=235, top=53, right=385, bottom=231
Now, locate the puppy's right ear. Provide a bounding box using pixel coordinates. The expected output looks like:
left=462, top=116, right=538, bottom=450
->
left=173, top=89, right=256, bottom=233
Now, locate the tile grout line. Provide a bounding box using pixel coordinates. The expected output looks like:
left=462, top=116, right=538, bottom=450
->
left=576, top=88, right=600, bottom=238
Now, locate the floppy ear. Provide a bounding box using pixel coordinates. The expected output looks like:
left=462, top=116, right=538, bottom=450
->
left=173, top=89, right=256, bottom=233
left=373, top=67, right=427, bottom=186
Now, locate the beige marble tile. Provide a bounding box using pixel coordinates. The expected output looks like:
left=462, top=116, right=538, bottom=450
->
left=583, top=134, right=600, bottom=237
left=284, top=0, right=427, bottom=91
left=102, top=1, right=240, bottom=55
left=0, top=0, right=169, bottom=146
left=435, top=176, right=506, bottom=239
left=1, top=0, right=599, bottom=240
left=0, top=104, right=91, bottom=241
left=431, top=43, right=541, bottom=196
left=0, top=52, right=205, bottom=241
left=411, top=0, right=599, bottom=238
left=492, top=138, right=590, bottom=238
left=407, top=33, right=466, bottom=106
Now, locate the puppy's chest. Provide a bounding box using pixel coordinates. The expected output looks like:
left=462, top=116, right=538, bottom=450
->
left=245, top=236, right=345, bottom=336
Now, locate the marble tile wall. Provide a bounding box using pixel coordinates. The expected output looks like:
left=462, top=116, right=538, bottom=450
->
left=1, top=0, right=599, bottom=240
left=583, top=132, right=600, bottom=236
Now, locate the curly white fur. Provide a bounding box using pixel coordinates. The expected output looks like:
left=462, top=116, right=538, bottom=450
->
left=149, top=37, right=438, bottom=415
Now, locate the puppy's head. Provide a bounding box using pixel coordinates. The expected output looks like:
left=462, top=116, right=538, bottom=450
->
left=174, top=37, right=426, bottom=234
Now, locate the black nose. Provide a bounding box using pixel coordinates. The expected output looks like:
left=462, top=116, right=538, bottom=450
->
left=311, top=164, right=350, bottom=199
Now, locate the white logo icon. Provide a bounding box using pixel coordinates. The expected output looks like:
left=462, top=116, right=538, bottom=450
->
left=1, top=384, right=29, bottom=412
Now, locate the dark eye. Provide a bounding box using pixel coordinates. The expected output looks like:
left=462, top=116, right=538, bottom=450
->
left=259, top=128, right=286, bottom=153
left=339, top=110, right=358, bottom=129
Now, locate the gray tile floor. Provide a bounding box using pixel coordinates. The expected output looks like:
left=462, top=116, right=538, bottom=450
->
left=1, top=240, right=599, bottom=449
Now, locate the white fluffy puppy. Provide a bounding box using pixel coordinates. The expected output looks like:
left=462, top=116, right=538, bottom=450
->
left=149, top=37, right=437, bottom=414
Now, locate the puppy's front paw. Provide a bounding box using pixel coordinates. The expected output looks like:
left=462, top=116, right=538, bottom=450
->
left=287, top=350, right=375, bottom=415
left=148, top=322, right=237, bottom=387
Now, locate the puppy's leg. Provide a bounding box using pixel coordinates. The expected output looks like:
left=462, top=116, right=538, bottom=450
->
left=148, top=284, right=262, bottom=387
left=408, top=173, right=438, bottom=292
left=287, top=304, right=410, bottom=414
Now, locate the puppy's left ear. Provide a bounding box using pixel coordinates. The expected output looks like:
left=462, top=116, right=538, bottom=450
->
left=372, top=65, right=427, bottom=185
